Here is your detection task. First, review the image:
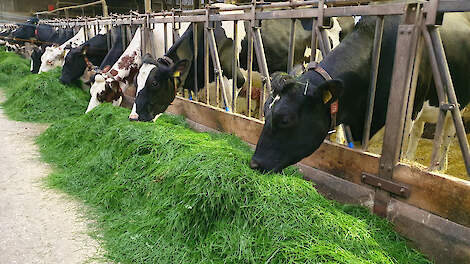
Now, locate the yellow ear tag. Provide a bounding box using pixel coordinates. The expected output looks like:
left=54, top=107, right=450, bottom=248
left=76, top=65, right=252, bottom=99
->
left=323, top=90, right=332, bottom=104
left=173, top=71, right=181, bottom=78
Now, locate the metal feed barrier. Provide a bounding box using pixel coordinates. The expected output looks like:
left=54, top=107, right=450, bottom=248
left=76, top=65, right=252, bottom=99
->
left=38, top=1, right=470, bottom=261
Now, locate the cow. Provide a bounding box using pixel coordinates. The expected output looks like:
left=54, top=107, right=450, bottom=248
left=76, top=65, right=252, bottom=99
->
left=60, top=27, right=109, bottom=84
left=86, top=20, right=191, bottom=115
left=133, top=3, right=354, bottom=122
left=249, top=13, right=470, bottom=173
left=37, top=27, right=86, bottom=73
left=86, top=29, right=141, bottom=113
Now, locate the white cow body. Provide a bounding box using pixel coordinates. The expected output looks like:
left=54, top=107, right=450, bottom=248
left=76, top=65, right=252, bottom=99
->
left=405, top=101, right=467, bottom=172
left=39, top=27, right=86, bottom=73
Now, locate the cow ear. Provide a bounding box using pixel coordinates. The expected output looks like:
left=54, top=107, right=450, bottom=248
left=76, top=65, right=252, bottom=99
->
left=81, top=45, right=89, bottom=55
left=313, top=79, right=343, bottom=105
left=171, top=60, right=189, bottom=77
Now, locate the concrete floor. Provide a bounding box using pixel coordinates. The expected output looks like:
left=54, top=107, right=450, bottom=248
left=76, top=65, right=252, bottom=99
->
left=0, top=92, right=104, bottom=264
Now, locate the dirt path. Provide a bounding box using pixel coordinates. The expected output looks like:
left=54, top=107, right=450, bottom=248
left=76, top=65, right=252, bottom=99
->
left=0, top=93, right=105, bottom=263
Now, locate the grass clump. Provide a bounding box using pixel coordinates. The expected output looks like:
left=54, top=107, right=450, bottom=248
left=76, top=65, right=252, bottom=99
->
left=37, top=104, right=431, bottom=264
left=0, top=51, right=90, bottom=122
left=0, top=49, right=30, bottom=89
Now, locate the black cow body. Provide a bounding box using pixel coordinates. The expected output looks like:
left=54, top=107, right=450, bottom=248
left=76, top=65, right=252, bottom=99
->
left=250, top=13, right=470, bottom=172
left=99, top=27, right=124, bottom=69
left=30, top=46, right=44, bottom=73
left=60, top=32, right=110, bottom=84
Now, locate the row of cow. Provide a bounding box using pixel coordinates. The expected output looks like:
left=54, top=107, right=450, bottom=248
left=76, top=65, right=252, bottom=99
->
left=3, top=6, right=469, bottom=174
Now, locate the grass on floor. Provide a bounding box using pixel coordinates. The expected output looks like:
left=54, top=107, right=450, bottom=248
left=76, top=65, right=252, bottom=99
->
left=0, top=50, right=89, bottom=122
left=37, top=104, right=431, bottom=264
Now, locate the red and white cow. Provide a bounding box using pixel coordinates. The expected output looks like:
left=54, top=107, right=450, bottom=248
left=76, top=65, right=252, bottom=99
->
left=86, top=29, right=141, bottom=113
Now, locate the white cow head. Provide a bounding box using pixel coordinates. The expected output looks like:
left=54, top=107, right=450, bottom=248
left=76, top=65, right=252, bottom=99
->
left=85, top=74, right=122, bottom=113
left=39, top=46, right=67, bottom=73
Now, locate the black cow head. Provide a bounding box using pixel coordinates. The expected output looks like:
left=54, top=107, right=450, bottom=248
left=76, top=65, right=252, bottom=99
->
left=11, top=23, right=35, bottom=40
left=60, top=45, right=89, bottom=84
left=30, top=46, right=44, bottom=74
left=249, top=72, right=343, bottom=172
left=134, top=58, right=189, bottom=122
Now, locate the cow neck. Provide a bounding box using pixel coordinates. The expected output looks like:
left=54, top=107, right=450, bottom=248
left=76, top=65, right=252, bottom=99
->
left=305, top=62, right=337, bottom=134
left=313, top=23, right=375, bottom=127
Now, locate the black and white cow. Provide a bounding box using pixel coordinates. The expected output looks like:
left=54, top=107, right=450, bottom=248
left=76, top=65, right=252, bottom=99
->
left=249, top=13, right=470, bottom=172
left=37, top=27, right=87, bottom=73
left=133, top=4, right=355, bottom=122
left=60, top=28, right=110, bottom=84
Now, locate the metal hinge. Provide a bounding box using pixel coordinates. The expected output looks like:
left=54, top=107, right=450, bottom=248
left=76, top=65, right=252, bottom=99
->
left=361, top=173, right=411, bottom=198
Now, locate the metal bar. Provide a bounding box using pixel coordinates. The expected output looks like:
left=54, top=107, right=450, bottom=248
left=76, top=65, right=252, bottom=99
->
left=246, top=4, right=255, bottom=118
left=252, top=26, right=272, bottom=119
left=429, top=26, right=470, bottom=177
left=121, top=24, right=126, bottom=49
left=163, top=22, right=168, bottom=53
left=232, top=20, right=239, bottom=112
left=208, top=27, right=230, bottom=111
left=377, top=4, right=421, bottom=217
left=362, top=16, right=384, bottom=150
left=316, top=27, right=327, bottom=58
left=204, top=12, right=210, bottom=105
left=101, top=0, right=108, bottom=17
left=421, top=25, right=448, bottom=171
left=310, top=18, right=318, bottom=62
left=145, top=0, right=152, bottom=13
left=193, top=23, right=198, bottom=101
left=34, top=0, right=103, bottom=15
left=287, top=18, right=296, bottom=73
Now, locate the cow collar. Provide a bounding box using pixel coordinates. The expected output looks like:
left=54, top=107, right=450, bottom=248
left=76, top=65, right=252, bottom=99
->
left=158, top=56, right=180, bottom=96
left=306, top=61, right=338, bottom=135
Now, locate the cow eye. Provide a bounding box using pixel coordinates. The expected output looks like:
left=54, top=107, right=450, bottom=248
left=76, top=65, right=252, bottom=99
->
left=152, top=80, right=158, bottom=86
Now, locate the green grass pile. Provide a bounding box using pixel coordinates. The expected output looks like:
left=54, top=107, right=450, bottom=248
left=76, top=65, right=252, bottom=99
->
left=0, top=49, right=30, bottom=89
left=0, top=51, right=90, bottom=122
left=37, top=104, right=431, bottom=264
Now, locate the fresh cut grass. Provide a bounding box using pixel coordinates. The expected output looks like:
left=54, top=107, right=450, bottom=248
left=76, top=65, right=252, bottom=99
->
left=0, top=50, right=89, bottom=122
left=37, top=104, right=431, bottom=264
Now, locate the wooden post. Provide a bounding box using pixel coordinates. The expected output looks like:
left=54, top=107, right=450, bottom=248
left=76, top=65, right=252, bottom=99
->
left=145, top=0, right=152, bottom=13
left=101, top=0, right=108, bottom=17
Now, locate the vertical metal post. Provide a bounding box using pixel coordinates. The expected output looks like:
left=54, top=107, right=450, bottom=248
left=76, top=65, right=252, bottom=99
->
left=310, top=18, right=318, bottom=62
left=101, top=0, right=109, bottom=17
left=207, top=26, right=230, bottom=111
left=232, top=20, right=239, bottom=112
left=376, top=4, right=422, bottom=217
left=204, top=10, right=210, bottom=105
left=163, top=23, right=168, bottom=53
left=121, top=24, right=127, bottom=49
left=84, top=18, right=89, bottom=41
left=252, top=25, right=272, bottom=119
left=421, top=25, right=448, bottom=170
left=362, top=16, right=384, bottom=149
left=144, top=0, right=152, bottom=13
left=246, top=3, right=255, bottom=118
left=193, top=23, right=199, bottom=101
left=429, top=26, right=470, bottom=176
left=287, top=18, right=296, bottom=73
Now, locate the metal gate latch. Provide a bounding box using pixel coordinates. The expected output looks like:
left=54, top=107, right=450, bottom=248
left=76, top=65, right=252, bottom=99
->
left=361, top=173, right=411, bottom=198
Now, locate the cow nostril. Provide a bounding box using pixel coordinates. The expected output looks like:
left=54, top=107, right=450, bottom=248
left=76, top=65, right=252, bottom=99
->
left=249, top=159, right=260, bottom=170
